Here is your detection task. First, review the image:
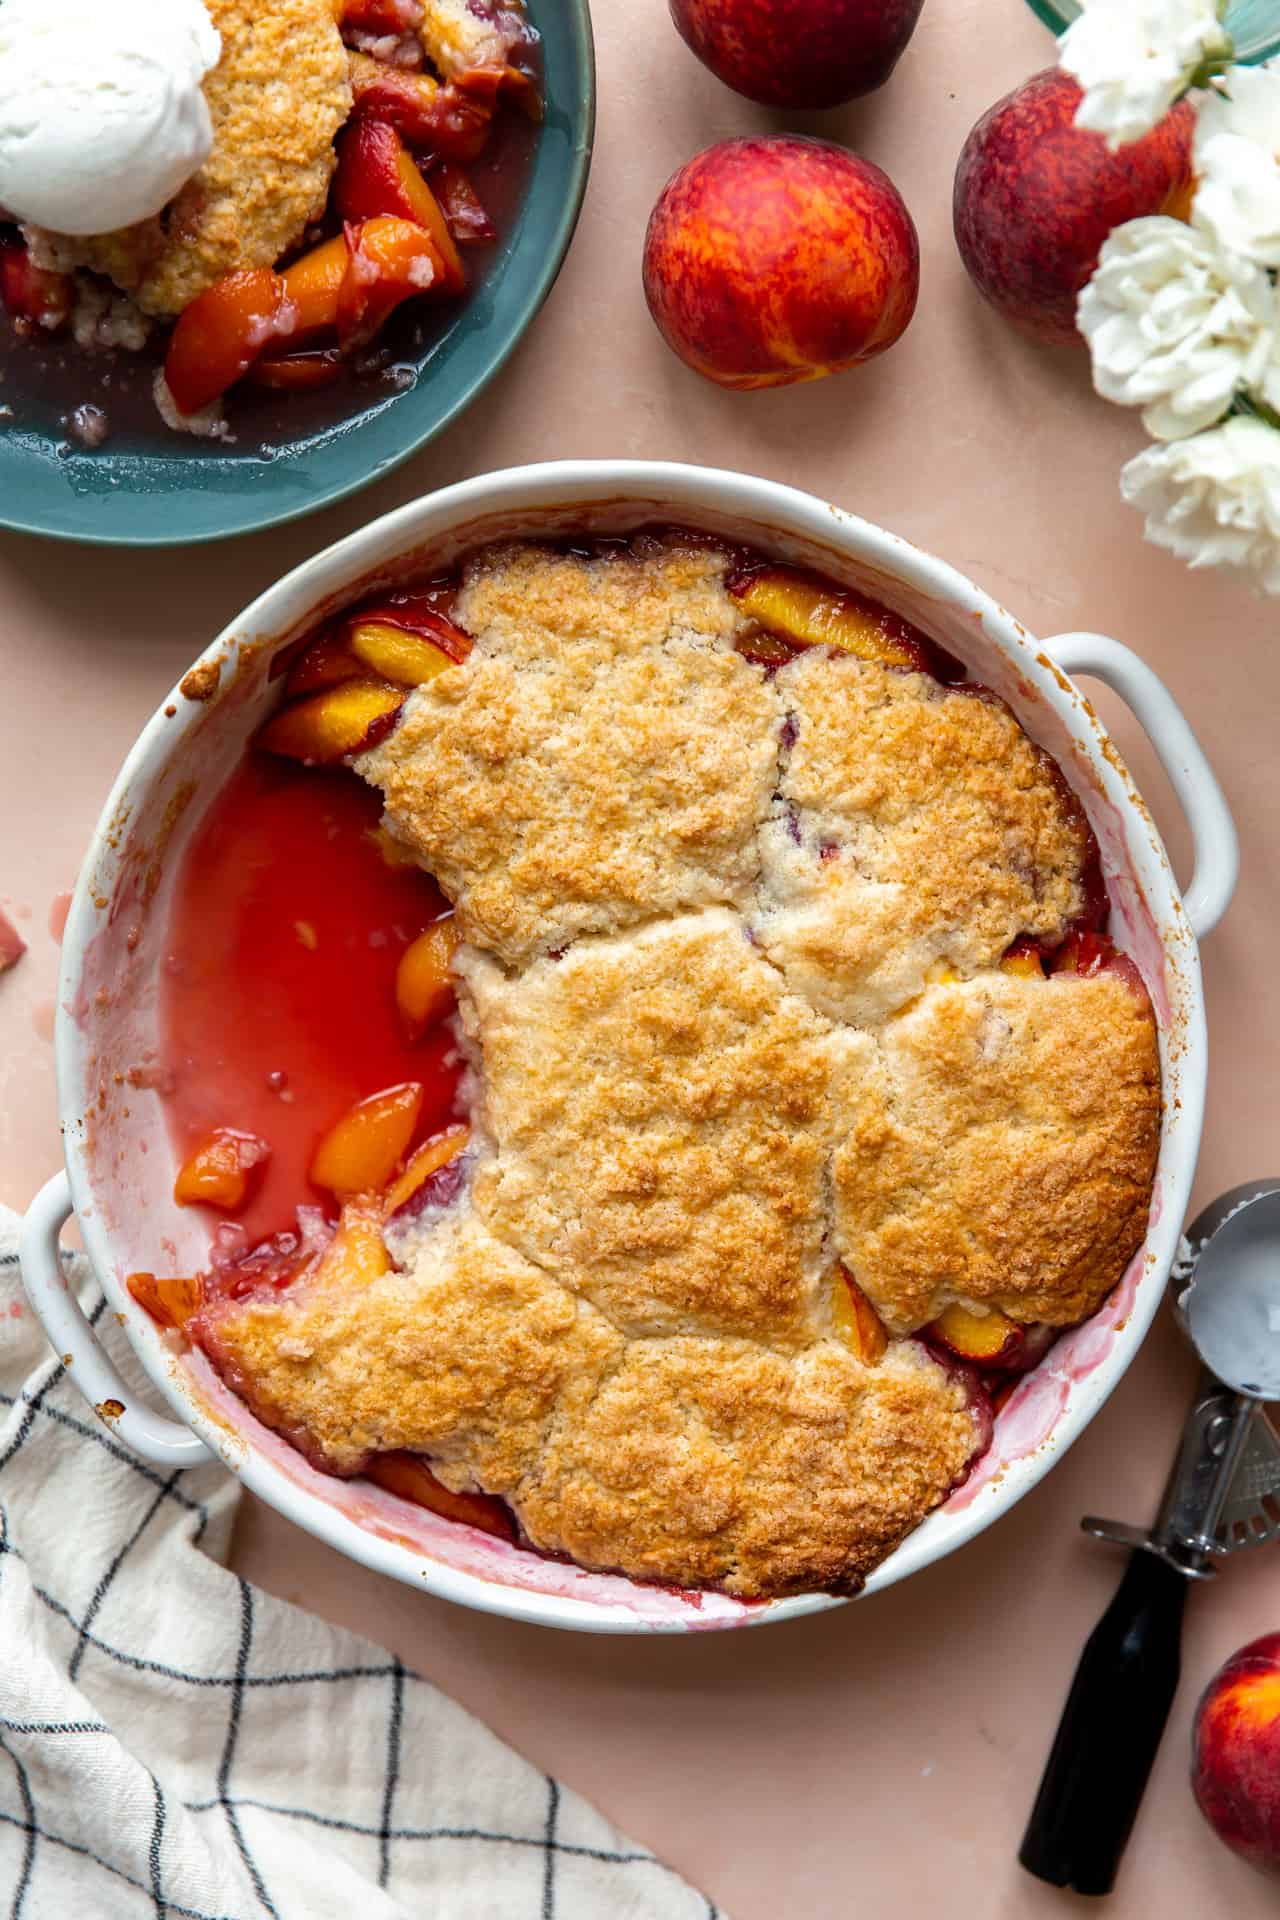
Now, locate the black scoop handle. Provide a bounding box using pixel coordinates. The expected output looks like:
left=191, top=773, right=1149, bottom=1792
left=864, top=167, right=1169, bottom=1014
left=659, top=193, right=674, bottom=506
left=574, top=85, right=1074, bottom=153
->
left=1018, top=1548, right=1190, bottom=1897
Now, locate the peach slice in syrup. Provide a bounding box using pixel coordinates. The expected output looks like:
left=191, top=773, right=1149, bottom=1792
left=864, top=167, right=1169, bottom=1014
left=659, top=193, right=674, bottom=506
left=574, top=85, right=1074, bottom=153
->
left=1001, top=936, right=1047, bottom=979
left=256, top=680, right=405, bottom=764
left=348, top=52, right=494, bottom=160
left=349, top=621, right=461, bottom=688
left=164, top=267, right=288, bottom=416
left=337, top=216, right=449, bottom=351
left=395, top=919, right=461, bottom=1041
left=929, top=1301, right=1024, bottom=1368
left=173, top=1127, right=271, bottom=1212
left=284, top=628, right=366, bottom=699
left=731, top=568, right=932, bottom=673
left=126, top=1273, right=203, bottom=1332
left=383, top=1125, right=470, bottom=1213
left=831, top=1266, right=888, bottom=1365
left=309, top=1082, right=425, bottom=1199
left=334, top=120, right=466, bottom=294
left=365, top=1451, right=515, bottom=1540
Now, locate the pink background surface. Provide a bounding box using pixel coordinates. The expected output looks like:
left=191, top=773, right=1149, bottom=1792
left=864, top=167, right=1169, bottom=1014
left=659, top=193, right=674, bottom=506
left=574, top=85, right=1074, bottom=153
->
left=2, top=0, right=1278, bottom=1911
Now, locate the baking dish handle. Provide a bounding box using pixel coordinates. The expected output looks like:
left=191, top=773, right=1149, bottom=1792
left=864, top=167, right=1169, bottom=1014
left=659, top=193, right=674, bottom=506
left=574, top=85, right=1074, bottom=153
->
left=1043, top=632, right=1238, bottom=942
left=18, top=1171, right=213, bottom=1470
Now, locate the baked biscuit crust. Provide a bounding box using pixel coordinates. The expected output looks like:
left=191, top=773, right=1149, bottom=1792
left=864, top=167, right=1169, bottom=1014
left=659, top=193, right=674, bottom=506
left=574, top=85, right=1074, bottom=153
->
left=459, top=909, right=873, bottom=1346
left=53, top=0, right=352, bottom=317
left=832, top=970, right=1160, bottom=1331
left=516, top=1334, right=978, bottom=1597
left=196, top=1212, right=623, bottom=1484
left=757, top=652, right=1096, bottom=1024
left=361, top=540, right=780, bottom=966
left=194, top=534, right=1161, bottom=1600
left=196, top=1210, right=981, bottom=1598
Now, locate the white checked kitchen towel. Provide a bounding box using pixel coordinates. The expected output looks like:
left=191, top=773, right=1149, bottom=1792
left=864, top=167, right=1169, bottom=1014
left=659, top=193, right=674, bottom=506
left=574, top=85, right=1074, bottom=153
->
left=0, top=1207, right=724, bottom=1920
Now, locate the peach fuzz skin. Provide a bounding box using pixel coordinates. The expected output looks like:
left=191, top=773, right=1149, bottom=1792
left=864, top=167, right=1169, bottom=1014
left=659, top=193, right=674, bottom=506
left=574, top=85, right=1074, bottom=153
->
left=1193, top=1632, right=1280, bottom=1878
left=667, top=0, right=924, bottom=110
left=643, top=135, right=918, bottom=390
left=953, top=69, right=1194, bottom=347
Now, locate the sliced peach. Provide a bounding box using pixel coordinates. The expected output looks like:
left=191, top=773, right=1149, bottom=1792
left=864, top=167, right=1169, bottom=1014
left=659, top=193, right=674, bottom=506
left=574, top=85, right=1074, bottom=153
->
left=731, top=569, right=932, bottom=673
left=334, top=120, right=466, bottom=293
left=349, top=53, right=494, bottom=159
left=245, top=348, right=344, bottom=391
left=930, top=1301, right=1024, bottom=1368
left=831, top=1267, right=888, bottom=1365
left=383, top=1124, right=470, bottom=1212
left=337, top=214, right=447, bottom=350
left=429, top=161, right=497, bottom=244
left=366, top=822, right=421, bottom=870
left=1001, top=936, right=1046, bottom=979
left=164, top=267, right=288, bottom=416
left=365, top=1451, right=515, bottom=1539
left=349, top=619, right=458, bottom=688
left=0, top=908, right=26, bottom=973
left=735, top=627, right=798, bottom=670
left=395, top=918, right=461, bottom=1040
left=313, top=1200, right=393, bottom=1287
left=454, top=61, right=543, bottom=121
left=127, top=1272, right=203, bottom=1332
left=0, top=242, right=72, bottom=332
left=284, top=628, right=362, bottom=698
left=310, top=1081, right=425, bottom=1198
left=278, top=233, right=349, bottom=341
left=173, top=1128, right=271, bottom=1212
left=256, top=680, right=405, bottom=764
left=347, top=594, right=472, bottom=662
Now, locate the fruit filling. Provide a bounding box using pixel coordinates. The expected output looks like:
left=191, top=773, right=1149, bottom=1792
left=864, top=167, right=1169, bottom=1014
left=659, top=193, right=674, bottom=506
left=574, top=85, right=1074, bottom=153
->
left=135, top=528, right=1159, bottom=1598
left=0, top=0, right=541, bottom=443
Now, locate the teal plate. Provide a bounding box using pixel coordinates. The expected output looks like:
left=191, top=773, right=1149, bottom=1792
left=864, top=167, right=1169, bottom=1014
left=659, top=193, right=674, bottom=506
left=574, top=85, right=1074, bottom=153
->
left=0, top=0, right=594, bottom=547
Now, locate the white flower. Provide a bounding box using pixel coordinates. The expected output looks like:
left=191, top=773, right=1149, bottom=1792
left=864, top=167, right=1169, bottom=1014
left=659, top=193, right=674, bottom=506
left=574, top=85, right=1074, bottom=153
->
left=1061, top=0, right=1232, bottom=149
left=1121, top=416, right=1280, bottom=591
left=1193, top=64, right=1280, bottom=266
left=1078, top=216, right=1280, bottom=437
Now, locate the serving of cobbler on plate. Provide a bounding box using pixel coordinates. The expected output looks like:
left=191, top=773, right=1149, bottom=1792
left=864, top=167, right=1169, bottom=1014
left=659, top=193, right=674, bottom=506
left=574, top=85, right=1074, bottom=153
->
left=0, top=0, right=540, bottom=444
left=135, top=530, right=1160, bottom=1601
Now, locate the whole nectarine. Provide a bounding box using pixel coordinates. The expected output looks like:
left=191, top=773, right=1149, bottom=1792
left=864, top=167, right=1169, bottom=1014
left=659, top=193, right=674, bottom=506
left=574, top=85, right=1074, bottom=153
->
left=953, top=69, right=1194, bottom=346
left=643, top=135, right=918, bottom=390
left=669, top=0, right=924, bottom=109
left=1193, top=1632, right=1280, bottom=1877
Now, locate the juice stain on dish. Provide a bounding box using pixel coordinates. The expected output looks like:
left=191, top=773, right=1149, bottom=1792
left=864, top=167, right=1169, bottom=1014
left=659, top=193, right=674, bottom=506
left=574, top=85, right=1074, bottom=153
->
left=158, top=755, right=461, bottom=1246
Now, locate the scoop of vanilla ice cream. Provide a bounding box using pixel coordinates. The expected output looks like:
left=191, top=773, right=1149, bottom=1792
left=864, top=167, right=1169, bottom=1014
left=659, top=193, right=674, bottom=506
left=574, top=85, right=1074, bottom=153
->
left=0, top=0, right=222, bottom=236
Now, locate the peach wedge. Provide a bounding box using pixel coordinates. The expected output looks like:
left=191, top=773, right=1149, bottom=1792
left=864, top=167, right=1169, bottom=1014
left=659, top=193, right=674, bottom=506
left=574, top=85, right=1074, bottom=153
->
left=256, top=680, right=405, bottom=764
left=365, top=1451, right=515, bottom=1540
left=127, top=1272, right=203, bottom=1332
left=395, top=919, right=461, bottom=1041
left=929, top=1301, right=1023, bottom=1367
left=733, top=568, right=929, bottom=672
left=309, top=1082, right=425, bottom=1199
left=349, top=620, right=460, bottom=688
left=832, top=1267, right=888, bottom=1365
left=173, top=1128, right=271, bottom=1212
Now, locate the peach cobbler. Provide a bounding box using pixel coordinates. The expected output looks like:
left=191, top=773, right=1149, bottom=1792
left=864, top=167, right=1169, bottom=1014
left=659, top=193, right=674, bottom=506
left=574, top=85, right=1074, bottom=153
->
left=136, top=531, right=1160, bottom=1599
left=0, top=0, right=539, bottom=444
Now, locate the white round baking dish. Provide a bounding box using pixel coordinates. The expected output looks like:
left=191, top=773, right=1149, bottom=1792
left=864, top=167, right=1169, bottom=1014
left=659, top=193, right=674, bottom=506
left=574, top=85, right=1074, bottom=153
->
left=20, top=460, right=1238, bottom=1633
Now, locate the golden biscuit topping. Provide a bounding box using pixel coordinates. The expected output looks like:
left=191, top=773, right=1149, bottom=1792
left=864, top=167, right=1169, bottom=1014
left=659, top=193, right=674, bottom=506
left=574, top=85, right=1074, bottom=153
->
left=192, top=533, right=1159, bottom=1600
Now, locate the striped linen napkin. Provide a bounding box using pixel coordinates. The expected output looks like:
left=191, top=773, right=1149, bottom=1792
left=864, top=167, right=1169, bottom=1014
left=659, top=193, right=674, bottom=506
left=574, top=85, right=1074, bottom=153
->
left=0, top=1206, right=724, bottom=1920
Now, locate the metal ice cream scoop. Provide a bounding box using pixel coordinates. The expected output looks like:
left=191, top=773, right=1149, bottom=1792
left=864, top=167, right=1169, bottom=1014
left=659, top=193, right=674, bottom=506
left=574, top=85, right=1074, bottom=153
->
left=1020, top=1182, right=1280, bottom=1897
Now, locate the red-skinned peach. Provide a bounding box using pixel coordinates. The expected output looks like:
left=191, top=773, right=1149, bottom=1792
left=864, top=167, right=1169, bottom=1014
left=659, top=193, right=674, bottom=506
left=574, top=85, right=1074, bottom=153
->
left=669, top=0, right=924, bottom=109
left=643, top=135, right=918, bottom=390
left=1193, top=1633, right=1280, bottom=1877
left=953, top=69, right=1194, bottom=346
